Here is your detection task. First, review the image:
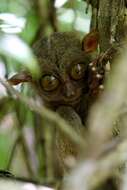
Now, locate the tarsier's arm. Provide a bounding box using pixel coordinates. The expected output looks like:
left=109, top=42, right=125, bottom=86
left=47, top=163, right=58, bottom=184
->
left=55, top=106, right=85, bottom=175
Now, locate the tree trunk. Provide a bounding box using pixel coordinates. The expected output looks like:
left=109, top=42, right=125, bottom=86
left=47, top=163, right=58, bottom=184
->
left=90, top=0, right=127, bottom=52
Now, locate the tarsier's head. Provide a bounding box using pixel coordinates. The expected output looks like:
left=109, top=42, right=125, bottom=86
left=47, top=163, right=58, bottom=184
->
left=8, top=31, right=99, bottom=109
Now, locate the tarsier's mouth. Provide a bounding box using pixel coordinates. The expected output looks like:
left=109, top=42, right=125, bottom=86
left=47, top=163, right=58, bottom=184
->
left=46, top=95, right=81, bottom=108
left=60, top=95, right=81, bottom=106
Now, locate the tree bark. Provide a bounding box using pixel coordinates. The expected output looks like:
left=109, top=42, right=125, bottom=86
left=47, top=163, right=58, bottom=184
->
left=90, top=0, right=127, bottom=52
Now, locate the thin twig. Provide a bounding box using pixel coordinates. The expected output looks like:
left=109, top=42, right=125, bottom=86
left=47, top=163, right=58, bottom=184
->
left=14, top=105, right=37, bottom=177
left=48, top=0, right=58, bottom=32
left=6, top=137, right=20, bottom=170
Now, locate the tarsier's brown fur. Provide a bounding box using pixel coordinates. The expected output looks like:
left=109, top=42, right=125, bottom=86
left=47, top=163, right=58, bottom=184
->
left=32, top=32, right=98, bottom=120
left=8, top=31, right=100, bottom=177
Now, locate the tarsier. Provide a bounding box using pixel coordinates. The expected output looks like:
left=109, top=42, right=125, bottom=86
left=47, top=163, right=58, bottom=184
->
left=8, top=31, right=105, bottom=176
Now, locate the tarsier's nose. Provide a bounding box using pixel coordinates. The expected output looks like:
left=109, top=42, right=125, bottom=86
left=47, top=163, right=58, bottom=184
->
left=64, top=83, right=75, bottom=98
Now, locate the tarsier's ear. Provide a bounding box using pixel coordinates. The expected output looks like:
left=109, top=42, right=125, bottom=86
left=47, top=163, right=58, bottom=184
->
left=8, top=71, right=32, bottom=85
left=82, top=30, right=99, bottom=53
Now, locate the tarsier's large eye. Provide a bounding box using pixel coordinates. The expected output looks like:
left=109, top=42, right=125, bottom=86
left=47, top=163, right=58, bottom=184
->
left=70, top=63, right=86, bottom=80
left=40, top=75, right=59, bottom=91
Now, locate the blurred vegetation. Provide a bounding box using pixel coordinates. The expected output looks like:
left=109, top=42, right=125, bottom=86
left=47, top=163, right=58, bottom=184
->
left=1, top=1, right=127, bottom=190
left=0, top=0, right=91, bottom=182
